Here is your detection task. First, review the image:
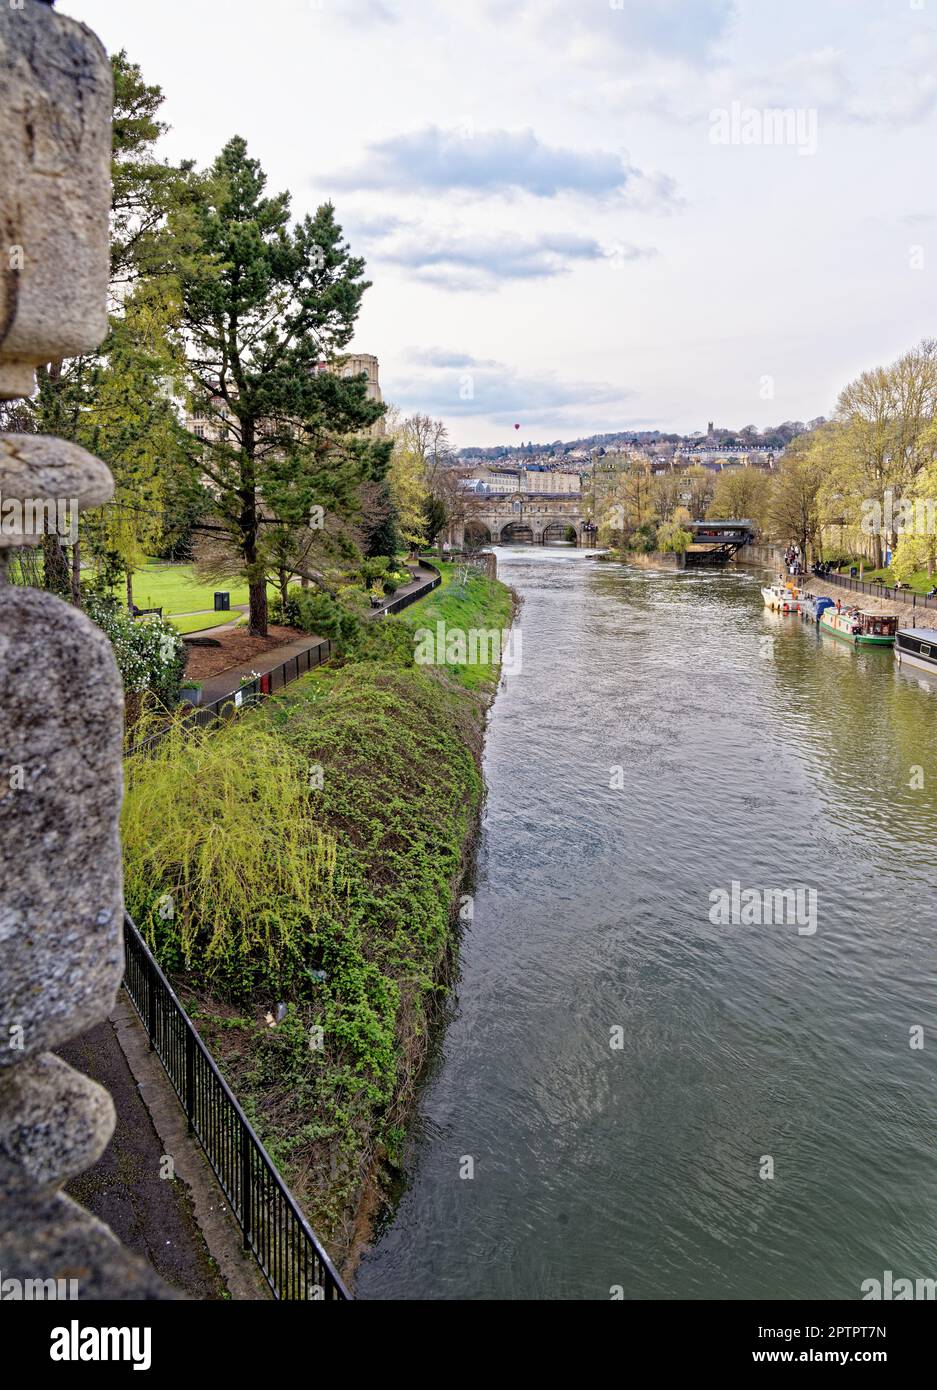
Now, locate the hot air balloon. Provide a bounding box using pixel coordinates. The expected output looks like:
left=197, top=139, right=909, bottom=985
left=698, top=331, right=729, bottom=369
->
left=514, top=423, right=520, bottom=430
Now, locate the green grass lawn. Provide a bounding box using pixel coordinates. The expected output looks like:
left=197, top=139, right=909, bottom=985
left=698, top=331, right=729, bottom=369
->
left=130, top=555, right=440, bottom=622
left=401, top=559, right=516, bottom=691
left=129, top=564, right=250, bottom=614
left=126, top=562, right=285, bottom=617
left=835, top=564, right=936, bottom=594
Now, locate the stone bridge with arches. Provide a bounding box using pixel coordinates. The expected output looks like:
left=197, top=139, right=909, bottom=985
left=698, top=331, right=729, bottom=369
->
left=450, top=494, right=595, bottom=547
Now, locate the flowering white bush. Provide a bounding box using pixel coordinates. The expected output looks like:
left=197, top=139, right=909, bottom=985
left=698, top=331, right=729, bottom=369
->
left=85, top=596, right=188, bottom=703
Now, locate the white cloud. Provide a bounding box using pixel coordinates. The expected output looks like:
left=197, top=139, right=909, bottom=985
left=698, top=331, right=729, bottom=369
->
left=486, top=0, right=736, bottom=61
left=330, top=125, right=657, bottom=199
left=350, top=221, right=656, bottom=290
left=388, top=350, right=628, bottom=428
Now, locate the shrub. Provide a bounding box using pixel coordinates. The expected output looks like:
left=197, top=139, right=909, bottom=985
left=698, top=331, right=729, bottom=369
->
left=85, top=594, right=187, bottom=704
left=658, top=523, right=693, bottom=554
left=358, top=557, right=389, bottom=590
left=627, top=522, right=659, bottom=554
left=123, top=719, right=340, bottom=998
left=270, top=589, right=361, bottom=653
left=354, top=614, right=414, bottom=666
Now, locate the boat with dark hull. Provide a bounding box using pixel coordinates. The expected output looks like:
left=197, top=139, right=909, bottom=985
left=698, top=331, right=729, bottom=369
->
left=895, top=627, right=937, bottom=674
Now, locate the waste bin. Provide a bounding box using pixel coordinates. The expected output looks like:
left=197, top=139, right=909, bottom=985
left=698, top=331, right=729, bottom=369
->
left=214, top=592, right=230, bottom=611
left=849, top=567, right=858, bottom=578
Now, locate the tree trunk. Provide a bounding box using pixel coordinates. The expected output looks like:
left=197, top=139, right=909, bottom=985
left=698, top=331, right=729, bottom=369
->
left=247, top=565, right=268, bottom=636
left=126, top=569, right=134, bottom=612
left=240, top=429, right=267, bottom=637
left=41, top=521, right=70, bottom=598
left=70, top=539, right=81, bottom=607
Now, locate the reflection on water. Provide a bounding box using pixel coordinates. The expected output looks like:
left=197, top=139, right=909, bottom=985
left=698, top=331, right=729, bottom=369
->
left=357, top=549, right=937, bottom=1301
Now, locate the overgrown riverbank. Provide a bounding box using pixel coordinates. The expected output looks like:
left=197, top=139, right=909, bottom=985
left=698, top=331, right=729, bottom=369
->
left=122, top=561, right=515, bottom=1276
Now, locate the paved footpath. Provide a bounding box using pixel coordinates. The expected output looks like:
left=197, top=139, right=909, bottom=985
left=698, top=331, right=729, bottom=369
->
left=59, top=1015, right=228, bottom=1299
left=196, top=632, right=331, bottom=705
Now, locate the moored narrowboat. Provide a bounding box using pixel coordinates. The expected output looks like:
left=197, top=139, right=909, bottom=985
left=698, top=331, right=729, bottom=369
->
left=895, top=627, right=937, bottom=673
left=818, top=608, right=897, bottom=646
left=801, top=594, right=836, bottom=623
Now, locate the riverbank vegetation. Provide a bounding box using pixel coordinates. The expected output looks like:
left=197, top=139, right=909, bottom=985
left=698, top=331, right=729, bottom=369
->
left=594, top=338, right=937, bottom=584
left=122, top=563, right=512, bottom=1265
left=400, top=561, right=514, bottom=691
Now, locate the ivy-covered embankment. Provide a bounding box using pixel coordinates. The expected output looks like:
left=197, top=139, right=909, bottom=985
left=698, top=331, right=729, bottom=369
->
left=121, top=562, right=515, bottom=1270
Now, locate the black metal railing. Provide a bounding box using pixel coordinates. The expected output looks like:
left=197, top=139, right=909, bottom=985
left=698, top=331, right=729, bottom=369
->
left=819, top=568, right=937, bottom=615
left=128, top=636, right=333, bottom=756
left=374, top=561, right=441, bottom=616
left=211, top=635, right=334, bottom=717
left=122, top=913, right=349, bottom=1301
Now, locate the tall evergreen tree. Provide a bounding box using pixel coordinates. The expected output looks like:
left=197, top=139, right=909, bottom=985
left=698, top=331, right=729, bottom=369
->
left=177, top=137, right=388, bottom=634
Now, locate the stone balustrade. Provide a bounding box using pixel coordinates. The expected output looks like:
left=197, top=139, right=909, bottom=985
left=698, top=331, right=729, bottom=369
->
left=0, top=0, right=172, bottom=1300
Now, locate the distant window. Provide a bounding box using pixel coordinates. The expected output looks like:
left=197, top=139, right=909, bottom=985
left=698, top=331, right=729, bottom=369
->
left=193, top=424, right=205, bottom=439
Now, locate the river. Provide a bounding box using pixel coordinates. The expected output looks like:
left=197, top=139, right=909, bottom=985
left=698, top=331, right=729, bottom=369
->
left=357, top=546, right=937, bottom=1300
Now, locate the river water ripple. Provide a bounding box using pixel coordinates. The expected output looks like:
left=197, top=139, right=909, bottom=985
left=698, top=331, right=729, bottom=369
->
left=358, top=548, right=937, bottom=1300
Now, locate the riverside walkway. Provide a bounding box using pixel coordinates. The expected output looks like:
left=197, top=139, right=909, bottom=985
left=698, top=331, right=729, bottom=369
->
left=59, top=1007, right=263, bottom=1299
left=194, top=562, right=438, bottom=706
left=805, top=573, right=937, bottom=629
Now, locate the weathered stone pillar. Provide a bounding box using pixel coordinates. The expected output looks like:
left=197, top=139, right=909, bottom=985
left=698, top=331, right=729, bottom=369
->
left=0, top=0, right=172, bottom=1299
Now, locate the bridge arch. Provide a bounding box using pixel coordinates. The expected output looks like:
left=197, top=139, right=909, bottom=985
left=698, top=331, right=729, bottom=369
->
left=464, top=520, right=492, bottom=548
left=500, top=521, right=535, bottom=544
left=542, top=520, right=579, bottom=544
left=464, top=496, right=587, bottom=546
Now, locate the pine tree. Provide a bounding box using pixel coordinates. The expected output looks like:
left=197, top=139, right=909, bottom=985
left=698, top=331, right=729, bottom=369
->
left=177, top=138, right=388, bottom=635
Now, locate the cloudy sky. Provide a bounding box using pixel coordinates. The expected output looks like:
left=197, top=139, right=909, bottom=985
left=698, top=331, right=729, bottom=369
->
left=62, top=0, right=937, bottom=447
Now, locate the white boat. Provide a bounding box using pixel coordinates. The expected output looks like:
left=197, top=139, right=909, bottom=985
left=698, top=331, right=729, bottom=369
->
left=895, top=627, right=937, bottom=673
left=761, top=583, right=800, bottom=614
